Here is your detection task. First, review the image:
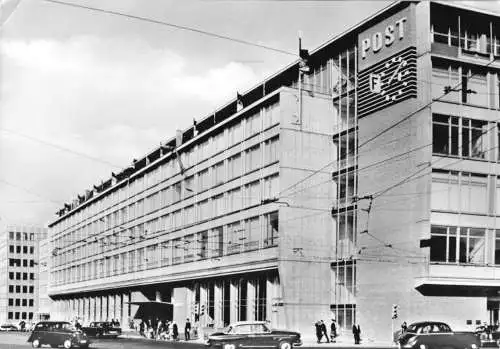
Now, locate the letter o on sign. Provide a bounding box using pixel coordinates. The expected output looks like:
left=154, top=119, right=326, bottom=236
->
left=372, top=32, right=383, bottom=53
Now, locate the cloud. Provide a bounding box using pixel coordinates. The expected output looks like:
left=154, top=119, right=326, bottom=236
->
left=0, top=36, right=263, bottom=225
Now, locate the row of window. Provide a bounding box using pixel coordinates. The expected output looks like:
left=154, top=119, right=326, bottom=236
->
left=432, top=64, right=499, bottom=109
left=9, top=245, right=35, bottom=254
left=8, top=298, right=34, bottom=307
left=53, top=101, right=280, bottom=234
left=432, top=114, right=490, bottom=159
left=7, top=312, right=33, bottom=320
left=8, top=232, right=36, bottom=241
left=52, top=212, right=279, bottom=286
left=9, top=258, right=35, bottom=268
left=8, top=285, right=35, bottom=294
left=9, top=272, right=35, bottom=281
left=54, top=136, right=279, bottom=254
left=53, top=173, right=279, bottom=267
left=430, top=225, right=500, bottom=265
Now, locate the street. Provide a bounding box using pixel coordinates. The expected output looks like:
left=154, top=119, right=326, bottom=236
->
left=0, top=332, right=393, bottom=349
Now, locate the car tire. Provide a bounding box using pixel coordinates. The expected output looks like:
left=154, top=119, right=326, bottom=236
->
left=278, top=341, right=292, bottom=349
left=63, top=339, right=72, bottom=349
left=96, top=332, right=101, bottom=338
left=32, top=339, right=41, bottom=348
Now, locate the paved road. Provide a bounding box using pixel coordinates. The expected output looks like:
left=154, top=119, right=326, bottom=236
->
left=0, top=332, right=393, bottom=349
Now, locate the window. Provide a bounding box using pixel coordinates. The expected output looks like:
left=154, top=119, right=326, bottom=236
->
left=23, top=246, right=27, bottom=254
left=9, top=245, right=14, bottom=253
left=185, top=176, right=195, bottom=196
left=228, top=154, right=242, bottom=179
left=264, top=212, right=279, bottom=247
left=245, top=181, right=260, bottom=207
left=212, top=227, right=224, bottom=257
left=15, top=299, right=20, bottom=306
left=29, top=286, right=34, bottom=294
left=16, top=246, right=21, bottom=253
left=9, top=272, right=14, bottom=280
left=263, top=102, right=280, bottom=129
left=22, top=299, right=27, bottom=307
left=263, top=175, right=279, bottom=200
left=16, top=272, right=20, bottom=280
left=14, top=312, right=19, bottom=320
left=245, top=145, right=261, bottom=173
left=173, top=182, right=182, bottom=202
left=228, top=122, right=243, bottom=146
left=9, top=285, right=14, bottom=293
left=246, top=110, right=261, bottom=138
left=227, top=222, right=242, bottom=255
left=16, top=232, right=21, bottom=241
left=213, top=162, right=225, bottom=186
left=244, top=216, right=260, bottom=251
left=198, top=170, right=209, bottom=192
left=9, top=232, right=14, bottom=240
left=8, top=299, right=13, bottom=306
left=432, top=170, right=487, bottom=213
left=30, top=273, right=34, bottom=280
left=198, top=200, right=211, bottom=221
left=23, top=259, right=27, bottom=267
left=228, top=188, right=242, bottom=212
left=213, top=194, right=225, bottom=217
left=431, top=225, right=486, bottom=264
left=264, top=137, right=279, bottom=164
left=22, top=286, right=27, bottom=294
left=8, top=312, right=13, bottom=320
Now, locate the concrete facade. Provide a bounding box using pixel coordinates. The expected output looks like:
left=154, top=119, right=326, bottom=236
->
left=47, top=0, right=500, bottom=341
left=0, top=226, right=47, bottom=325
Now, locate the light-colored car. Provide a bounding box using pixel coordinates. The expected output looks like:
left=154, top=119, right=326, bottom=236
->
left=0, top=324, right=19, bottom=331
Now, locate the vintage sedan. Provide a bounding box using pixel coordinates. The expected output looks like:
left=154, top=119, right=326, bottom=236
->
left=0, top=323, right=18, bottom=331
left=82, top=322, right=121, bottom=338
left=27, top=321, right=90, bottom=348
left=474, top=325, right=500, bottom=347
left=206, top=321, right=302, bottom=349
left=397, top=321, right=480, bottom=349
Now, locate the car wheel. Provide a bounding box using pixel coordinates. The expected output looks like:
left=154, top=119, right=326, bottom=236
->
left=63, top=339, right=72, bottom=349
left=278, top=341, right=292, bottom=349
left=96, top=332, right=101, bottom=338
left=32, top=339, right=41, bottom=348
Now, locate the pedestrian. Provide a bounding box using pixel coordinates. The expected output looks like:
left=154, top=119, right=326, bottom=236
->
left=185, top=318, right=192, bottom=341
left=173, top=321, right=179, bottom=341
left=330, top=319, right=337, bottom=342
left=401, top=322, right=407, bottom=333
left=352, top=323, right=361, bottom=344
left=139, top=321, right=145, bottom=337
left=157, top=319, right=163, bottom=340
left=314, top=320, right=323, bottom=343
left=320, top=320, right=330, bottom=343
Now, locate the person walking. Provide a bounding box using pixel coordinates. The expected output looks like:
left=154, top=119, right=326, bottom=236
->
left=352, top=323, right=361, bottom=344
left=320, top=320, right=330, bottom=343
left=330, top=319, right=337, bottom=342
left=185, top=318, right=192, bottom=341
left=314, top=320, right=323, bottom=343
left=172, top=321, right=179, bottom=341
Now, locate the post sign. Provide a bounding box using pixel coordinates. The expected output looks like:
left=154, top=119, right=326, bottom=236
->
left=358, top=5, right=416, bottom=71
left=357, top=4, right=417, bottom=117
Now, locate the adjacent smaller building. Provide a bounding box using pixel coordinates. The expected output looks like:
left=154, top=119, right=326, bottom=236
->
left=0, top=226, right=47, bottom=325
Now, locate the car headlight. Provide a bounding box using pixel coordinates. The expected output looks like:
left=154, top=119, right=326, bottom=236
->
left=419, top=344, right=427, bottom=349
left=471, top=344, right=478, bottom=349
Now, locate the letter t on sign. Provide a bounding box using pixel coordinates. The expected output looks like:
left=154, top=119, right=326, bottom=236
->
left=395, top=17, right=407, bottom=40
left=361, top=38, right=371, bottom=59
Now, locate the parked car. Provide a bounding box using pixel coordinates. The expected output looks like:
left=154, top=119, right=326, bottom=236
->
left=474, top=324, right=500, bottom=347
left=81, top=322, right=121, bottom=338
left=0, top=324, right=19, bottom=331
left=396, top=321, right=480, bottom=349
left=205, top=321, right=302, bottom=349
left=27, top=321, right=90, bottom=348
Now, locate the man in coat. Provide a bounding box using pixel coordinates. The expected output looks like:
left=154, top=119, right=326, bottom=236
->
left=330, top=319, right=337, bottom=342
left=185, top=318, right=192, bottom=341
left=320, top=320, right=330, bottom=343
left=314, top=321, right=323, bottom=343
left=352, top=323, right=361, bottom=344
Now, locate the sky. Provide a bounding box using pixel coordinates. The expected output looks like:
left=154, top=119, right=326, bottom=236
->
left=0, top=0, right=499, bottom=228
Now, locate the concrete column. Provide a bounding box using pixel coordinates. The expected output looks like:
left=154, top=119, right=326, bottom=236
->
left=230, top=280, right=238, bottom=323
left=130, top=290, right=147, bottom=320
left=96, top=296, right=102, bottom=321
left=173, top=287, right=188, bottom=327
left=155, top=290, right=162, bottom=302
left=214, top=282, right=223, bottom=328
left=247, top=280, right=256, bottom=321
left=102, top=295, right=109, bottom=321
left=200, top=284, right=208, bottom=326
left=109, top=294, right=115, bottom=321
left=89, top=297, right=95, bottom=322
left=186, top=286, right=195, bottom=323
left=121, top=293, right=129, bottom=328
left=266, top=276, right=277, bottom=326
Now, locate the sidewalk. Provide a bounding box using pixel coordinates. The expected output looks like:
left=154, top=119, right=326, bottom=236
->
left=119, top=331, right=396, bottom=348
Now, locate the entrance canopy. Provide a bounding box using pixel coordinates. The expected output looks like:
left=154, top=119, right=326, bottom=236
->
left=128, top=301, right=173, bottom=321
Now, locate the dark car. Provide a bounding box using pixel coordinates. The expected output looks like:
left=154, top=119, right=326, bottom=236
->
left=27, top=321, right=90, bottom=348
left=396, top=321, right=479, bottom=349
left=0, top=324, right=18, bottom=331
left=82, top=322, right=121, bottom=338
left=205, top=321, right=302, bottom=349
left=474, top=325, right=500, bottom=347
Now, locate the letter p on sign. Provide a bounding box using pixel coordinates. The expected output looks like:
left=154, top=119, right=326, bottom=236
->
left=361, top=38, right=371, bottom=59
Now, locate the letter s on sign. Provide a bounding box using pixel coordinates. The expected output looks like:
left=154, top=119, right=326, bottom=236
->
left=385, top=25, right=395, bottom=46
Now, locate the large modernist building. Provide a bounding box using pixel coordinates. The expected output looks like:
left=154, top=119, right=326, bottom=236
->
left=47, top=0, right=500, bottom=341
left=0, top=226, right=47, bottom=325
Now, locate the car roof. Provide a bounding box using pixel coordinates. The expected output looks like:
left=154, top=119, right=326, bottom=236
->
left=409, top=322, right=449, bottom=327
left=231, top=321, right=268, bottom=326
left=36, top=321, right=70, bottom=325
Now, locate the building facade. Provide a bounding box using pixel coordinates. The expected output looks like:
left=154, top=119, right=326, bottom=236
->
left=0, top=226, right=47, bottom=325
left=47, top=1, right=500, bottom=341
